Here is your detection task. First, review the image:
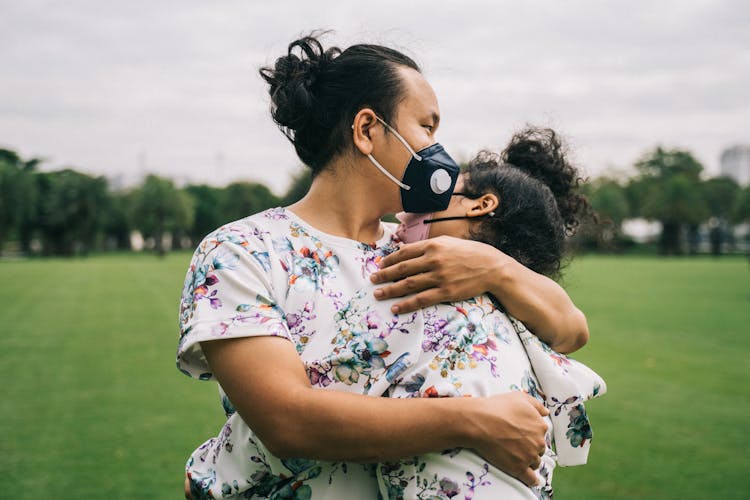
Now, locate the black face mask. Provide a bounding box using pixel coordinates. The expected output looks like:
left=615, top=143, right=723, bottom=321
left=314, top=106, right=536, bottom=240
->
left=366, top=116, right=461, bottom=213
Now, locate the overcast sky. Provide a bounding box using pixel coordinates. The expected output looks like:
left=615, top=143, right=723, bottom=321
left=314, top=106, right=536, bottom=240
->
left=1, top=0, right=748, bottom=194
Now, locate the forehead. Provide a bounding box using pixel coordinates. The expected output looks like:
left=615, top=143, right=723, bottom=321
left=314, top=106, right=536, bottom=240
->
left=394, top=66, right=440, bottom=122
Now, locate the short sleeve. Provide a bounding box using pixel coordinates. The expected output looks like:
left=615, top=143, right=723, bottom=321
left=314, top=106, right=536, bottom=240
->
left=176, top=224, right=291, bottom=380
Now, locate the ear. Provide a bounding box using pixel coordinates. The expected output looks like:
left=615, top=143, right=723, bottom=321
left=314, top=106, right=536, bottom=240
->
left=351, top=108, right=381, bottom=156
left=464, top=193, right=499, bottom=218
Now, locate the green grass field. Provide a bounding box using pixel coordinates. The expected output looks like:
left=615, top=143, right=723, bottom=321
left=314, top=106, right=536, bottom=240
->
left=1, top=254, right=748, bottom=499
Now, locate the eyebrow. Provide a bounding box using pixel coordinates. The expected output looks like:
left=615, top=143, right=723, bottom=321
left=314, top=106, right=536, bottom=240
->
left=429, top=111, right=440, bottom=127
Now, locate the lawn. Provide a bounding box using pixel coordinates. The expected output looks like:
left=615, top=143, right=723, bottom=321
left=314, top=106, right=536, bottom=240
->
left=1, top=253, right=748, bottom=499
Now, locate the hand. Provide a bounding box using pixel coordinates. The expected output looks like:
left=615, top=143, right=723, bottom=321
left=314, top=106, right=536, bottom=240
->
left=466, top=392, right=550, bottom=487
left=370, top=236, right=507, bottom=313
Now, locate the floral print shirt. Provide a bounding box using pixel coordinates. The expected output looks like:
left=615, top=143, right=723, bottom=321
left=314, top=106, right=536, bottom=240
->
left=178, top=207, right=400, bottom=499
left=177, top=207, right=604, bottom=500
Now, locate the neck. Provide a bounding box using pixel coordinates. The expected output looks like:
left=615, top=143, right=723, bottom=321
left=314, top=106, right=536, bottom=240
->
left=288, top=160, right=397, bottom=244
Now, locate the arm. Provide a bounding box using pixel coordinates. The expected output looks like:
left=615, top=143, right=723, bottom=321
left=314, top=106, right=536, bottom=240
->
left=201, top=335, right=549, bottom=486
left=370, top=236, right=589, bottom=354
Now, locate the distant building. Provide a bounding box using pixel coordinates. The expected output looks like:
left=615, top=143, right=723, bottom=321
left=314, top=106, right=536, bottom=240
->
left=719, top=145, right=750, bottom=185
left=622, top=218, right=661, bottom=243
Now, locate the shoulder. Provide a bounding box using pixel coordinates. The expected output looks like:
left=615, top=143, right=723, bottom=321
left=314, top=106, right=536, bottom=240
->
left=184, top=208, right=293, bottom=295
left=195, top=207, right=291, bottom=254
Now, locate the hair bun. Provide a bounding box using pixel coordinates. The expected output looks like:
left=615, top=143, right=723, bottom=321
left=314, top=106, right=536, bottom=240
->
left=259, top=32, right=420, bottom=174
left=502, top=127, right=590, bottom=234
left=260, top=35, right=340, bottom=132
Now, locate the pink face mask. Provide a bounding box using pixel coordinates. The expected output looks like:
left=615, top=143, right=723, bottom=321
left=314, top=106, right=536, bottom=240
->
left=395, top=212, right=433, bottom=243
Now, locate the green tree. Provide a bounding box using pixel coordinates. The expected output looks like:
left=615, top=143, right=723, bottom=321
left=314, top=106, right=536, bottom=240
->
left=587, top=179, right=629, bottom=228
left=702, top=176, right=740, bottom=220
left=0, top=159, right=18, bottom=253
left=101, top=192, right=133, bottom=250
left=635, top=147, right=703, bottom=181
left=733, top=186, right=750, bottom=256
left=36, top=169, right=109, bottom=255
left=184, top=184, right=225, bottom=243
left=219, top=182, right=280, bottom=223
left=702, top=176, right=740, bottom=255
left=130, top=175, right=193, bottom=255
left=0, top=149, right=40, bottom=254
left=623, top=178, right=650, bottom=219
left=733, top=186, right=750, bottom=224
left=581, top=179, right=631, bottom=250
left=634, top=147, right=708, bottom=255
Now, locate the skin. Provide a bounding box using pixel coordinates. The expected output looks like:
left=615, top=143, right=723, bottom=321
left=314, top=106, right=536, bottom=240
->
left=370, top=179, right=588, bottom=353
left=372, top=242, right=588, bottom=353
left=425, top=174, right=499, bottom=240
left=388, top=177, right=591, bottom=353
left=192, top=67, right=584, bottom=497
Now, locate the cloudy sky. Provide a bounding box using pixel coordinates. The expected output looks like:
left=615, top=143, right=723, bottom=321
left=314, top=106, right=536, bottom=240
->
left=1, top=0, right=748, bottom=194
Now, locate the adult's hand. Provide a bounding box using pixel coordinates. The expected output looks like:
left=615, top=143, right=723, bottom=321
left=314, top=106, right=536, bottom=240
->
left=467, top=392, right=550, bottom=487
left=184, top=473, right=192, bottom=499
left=370, top=236, right=504, bottom=314
left=200, top=336, right=549, bottom=479
left=370, top=235, right=589, bottom=353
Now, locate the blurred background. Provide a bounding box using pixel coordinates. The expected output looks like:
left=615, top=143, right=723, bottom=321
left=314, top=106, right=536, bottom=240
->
left=1, top=1, right=748, bottom=498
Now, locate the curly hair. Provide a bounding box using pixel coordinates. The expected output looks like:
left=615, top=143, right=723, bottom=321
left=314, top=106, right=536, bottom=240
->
left=462, top=127, right=591, bottom=278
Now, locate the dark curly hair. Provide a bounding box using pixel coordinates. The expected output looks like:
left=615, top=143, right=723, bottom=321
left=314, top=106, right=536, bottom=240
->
left=462, top=127, right=591, bottom=278
left=260, top=32, right=420, bottom=175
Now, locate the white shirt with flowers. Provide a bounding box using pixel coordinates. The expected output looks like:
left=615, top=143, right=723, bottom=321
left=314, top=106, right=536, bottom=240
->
left=177, top=207, right=602, bottom=500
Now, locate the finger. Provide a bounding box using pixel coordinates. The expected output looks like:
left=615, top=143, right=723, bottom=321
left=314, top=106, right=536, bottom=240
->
left=378, top=241, right=427, bottom=269
left=374, top=273, right=440, bottom=303
left=518, top=467, right=541, bottom=487
left=371, top=255, right=433, bottom=285
left=527, top=395, right=550, bottom=416
left=388, top=288, right=445, bottom=314
left=184, top=473, right=193, bottom=499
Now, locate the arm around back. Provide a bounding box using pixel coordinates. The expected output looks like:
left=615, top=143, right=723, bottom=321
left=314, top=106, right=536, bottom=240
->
left=370, top=237, right=589, bottom=353
left=201, top=334, right=550, bottom=487
left=488, top=250, right=589, bottom=353
left=180, top=222, right=549, bottom=486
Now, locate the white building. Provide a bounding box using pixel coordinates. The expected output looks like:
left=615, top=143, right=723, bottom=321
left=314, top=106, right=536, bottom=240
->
left=622, top=218, right=661, bottom=243
left=719, top=145, right=750, bottom=186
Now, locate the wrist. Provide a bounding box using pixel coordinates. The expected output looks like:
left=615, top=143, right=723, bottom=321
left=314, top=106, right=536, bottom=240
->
left=449, top=396, right=487, bottom=449
left=486, top=250, right=516, bottom=298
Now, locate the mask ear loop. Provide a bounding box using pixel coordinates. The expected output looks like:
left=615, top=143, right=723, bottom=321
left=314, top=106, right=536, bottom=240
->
left=423, top=211, right=496, bottom=224
left=374, top=116, right=422, bottom=161
left=366, top=154, right=411, bottom=190
left=352, top=115, right=421, bottom=191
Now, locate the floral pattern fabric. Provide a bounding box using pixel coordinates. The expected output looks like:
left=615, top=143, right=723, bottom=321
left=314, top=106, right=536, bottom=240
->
left=178, top=208, right=401, bottom=499
left=177, top=207, right=604, bottom=500
left=514, top=322, right=606, bottom=466
left=359, top=294, right=557, bottom=500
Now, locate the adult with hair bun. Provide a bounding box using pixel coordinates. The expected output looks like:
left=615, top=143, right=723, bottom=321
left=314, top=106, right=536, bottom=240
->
left=177, top=33, right=589, bottom=499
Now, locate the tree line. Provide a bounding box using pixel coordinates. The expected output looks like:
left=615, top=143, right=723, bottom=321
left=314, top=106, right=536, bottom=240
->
left=1, top=146, right=749, bottom=257
left=0, top=148, right=313, bottom=256
left=576, top=147, right=750, bottom=255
